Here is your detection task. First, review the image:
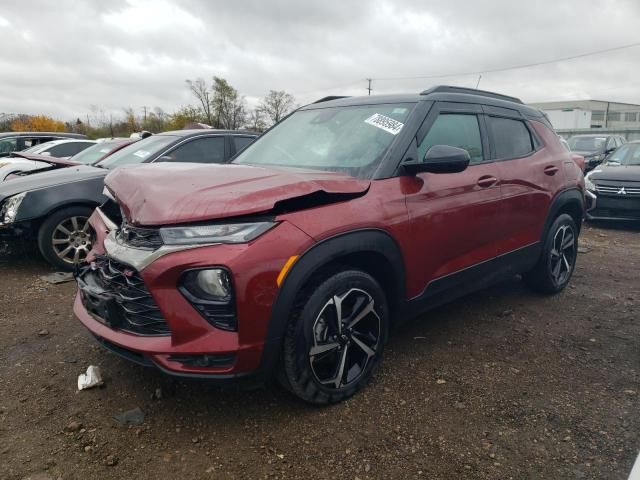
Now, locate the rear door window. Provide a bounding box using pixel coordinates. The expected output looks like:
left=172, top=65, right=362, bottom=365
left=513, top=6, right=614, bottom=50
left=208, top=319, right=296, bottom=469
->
left=486, top=117, right=533, bottom=159
left=418, top=114, right=484, bottom=163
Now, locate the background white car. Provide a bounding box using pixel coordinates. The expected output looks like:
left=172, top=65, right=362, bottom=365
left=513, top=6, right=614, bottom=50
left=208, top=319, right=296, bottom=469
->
left=0, top=139, right=101, bottom=181
left=21, top=138, right=96, bottom=158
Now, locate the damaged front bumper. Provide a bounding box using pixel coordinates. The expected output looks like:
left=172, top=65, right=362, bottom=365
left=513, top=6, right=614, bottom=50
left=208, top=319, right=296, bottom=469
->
left=73, top=207, right=314, bottom=381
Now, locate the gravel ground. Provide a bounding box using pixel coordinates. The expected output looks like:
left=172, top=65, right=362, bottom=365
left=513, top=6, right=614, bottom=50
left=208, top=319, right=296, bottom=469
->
left=0, top=223, right=638, bottom=480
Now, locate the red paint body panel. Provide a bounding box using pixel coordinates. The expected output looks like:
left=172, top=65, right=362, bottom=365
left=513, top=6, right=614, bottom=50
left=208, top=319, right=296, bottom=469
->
left=105, top=163, right=370, bottom=225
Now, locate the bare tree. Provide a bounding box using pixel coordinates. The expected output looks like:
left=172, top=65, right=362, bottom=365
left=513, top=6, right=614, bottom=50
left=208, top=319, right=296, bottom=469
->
left=260, top=90, right=296, bottom=126
left=186, top=78, right=214, bottom=126
left=246, top=108, right=267, bottom=132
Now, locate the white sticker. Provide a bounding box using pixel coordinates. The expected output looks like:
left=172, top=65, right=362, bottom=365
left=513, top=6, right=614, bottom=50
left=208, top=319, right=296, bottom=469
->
left=392, top=107, right=408, bottom=115
left=99, top=148, right=110, bottom=153
left=133, top=150, right=150, bottom=158
left=365, top=113, right=404, bottom=135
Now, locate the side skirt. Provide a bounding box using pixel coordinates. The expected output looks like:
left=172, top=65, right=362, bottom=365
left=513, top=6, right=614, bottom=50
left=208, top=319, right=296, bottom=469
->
left=401, top=242, right=541, bottom=319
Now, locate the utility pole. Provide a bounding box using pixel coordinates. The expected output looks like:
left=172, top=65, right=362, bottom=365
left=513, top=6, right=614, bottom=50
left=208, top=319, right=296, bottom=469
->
left=475, top=74, right=482, bottom=89
left=366, top=78, right=372, bottom=96
left=141, top=106, right=148, bottom=124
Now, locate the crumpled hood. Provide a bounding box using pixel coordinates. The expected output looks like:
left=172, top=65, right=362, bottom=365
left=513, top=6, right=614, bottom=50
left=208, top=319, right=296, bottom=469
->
left=105, top=163, right=370, bottom=226
left=0, top=165, right=106, bottom=201
left=589, top=164, right=640, bottom=182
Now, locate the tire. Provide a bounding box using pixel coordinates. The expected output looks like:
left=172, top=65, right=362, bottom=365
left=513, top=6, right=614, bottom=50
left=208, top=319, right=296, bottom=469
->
left=279, top=269, right=389, bottom=405
left=37, top=206, right=95, bottom=271
left=523, top=213, right=578, bottom=294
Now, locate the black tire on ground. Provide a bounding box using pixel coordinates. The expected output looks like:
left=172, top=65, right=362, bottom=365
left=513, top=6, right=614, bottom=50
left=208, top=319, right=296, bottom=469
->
left=279, top=269, right=389, bottom=405
left=524, top=213, right=578, bottom=294
left=37, top=206, right=95, bottom=271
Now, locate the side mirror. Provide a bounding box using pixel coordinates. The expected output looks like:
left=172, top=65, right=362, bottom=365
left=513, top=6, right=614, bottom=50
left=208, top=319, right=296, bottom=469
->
left=157, top=155, right=174, bottom=162
left=404, top=145, right=471, bottom=174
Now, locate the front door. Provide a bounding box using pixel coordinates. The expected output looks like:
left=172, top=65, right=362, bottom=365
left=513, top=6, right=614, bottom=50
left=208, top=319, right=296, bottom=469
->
left=404, top=102, right=505, bottom=296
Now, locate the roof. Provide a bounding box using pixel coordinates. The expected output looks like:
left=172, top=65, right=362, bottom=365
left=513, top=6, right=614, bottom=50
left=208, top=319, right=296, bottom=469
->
left=301, top=85, right=549, bottom=125
left=0, top=132, right=87, bottom=138
left=158, top=129, right=259, bottom=137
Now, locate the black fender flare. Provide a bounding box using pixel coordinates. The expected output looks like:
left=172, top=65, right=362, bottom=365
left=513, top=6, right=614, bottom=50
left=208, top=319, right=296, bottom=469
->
left=258, top=228, right=405, bottom=374
left=541, top=188, right=584, bottom=240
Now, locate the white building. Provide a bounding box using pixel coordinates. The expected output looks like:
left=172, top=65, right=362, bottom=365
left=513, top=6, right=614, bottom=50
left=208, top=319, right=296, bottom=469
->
left=527, top=100, right=640, bottom=130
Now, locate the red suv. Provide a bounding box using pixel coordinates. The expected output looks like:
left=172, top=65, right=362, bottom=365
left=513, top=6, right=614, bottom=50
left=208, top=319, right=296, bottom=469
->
left=74, top=86, right=585, bottom=404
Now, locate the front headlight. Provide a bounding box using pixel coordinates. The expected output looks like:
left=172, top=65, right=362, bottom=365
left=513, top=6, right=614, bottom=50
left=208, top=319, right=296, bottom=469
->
left=0, top=192, right=26, bottom=225
left=584, top=174, right=596, bottom=192
left=160, top=221, right=277, bottom=245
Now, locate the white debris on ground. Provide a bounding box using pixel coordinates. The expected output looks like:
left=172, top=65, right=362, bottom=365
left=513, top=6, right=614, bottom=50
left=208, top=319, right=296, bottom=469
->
left=77, top=365, right=103, bottom=390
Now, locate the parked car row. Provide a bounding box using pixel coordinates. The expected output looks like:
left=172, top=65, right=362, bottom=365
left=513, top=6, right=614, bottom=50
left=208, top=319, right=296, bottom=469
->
left=567, top=133, right=626, bottom=172
left=0, top=130, right=258, bottom=269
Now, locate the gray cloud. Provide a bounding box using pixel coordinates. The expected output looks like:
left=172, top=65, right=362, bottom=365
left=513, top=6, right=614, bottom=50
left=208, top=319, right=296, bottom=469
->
left=0, top=0, right=639, bottom=121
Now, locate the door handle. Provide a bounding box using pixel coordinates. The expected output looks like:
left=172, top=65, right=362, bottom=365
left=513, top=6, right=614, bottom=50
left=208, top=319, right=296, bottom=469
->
left=477, top=175, right=498, bottom=188
left=544, top=165, right=559, bottom=176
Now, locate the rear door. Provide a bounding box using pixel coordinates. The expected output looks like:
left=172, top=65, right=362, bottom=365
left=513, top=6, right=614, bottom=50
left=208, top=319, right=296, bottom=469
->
left=404, top=102, right=505, bottom=289
left=488, top=109, right=563, bottom=253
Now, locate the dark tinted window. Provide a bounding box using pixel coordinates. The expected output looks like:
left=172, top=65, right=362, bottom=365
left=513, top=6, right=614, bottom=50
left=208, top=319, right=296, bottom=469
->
left=233, top=136, right=254, bottom=154
left=487, top=117, right=533, bottom=159
left=48, top=142, right=92, bottom=157
left=0, top=137, right=17, bottom=154
left=418, top=114, right=483, bottom=163
left=163, top=136, right=226, bottom=163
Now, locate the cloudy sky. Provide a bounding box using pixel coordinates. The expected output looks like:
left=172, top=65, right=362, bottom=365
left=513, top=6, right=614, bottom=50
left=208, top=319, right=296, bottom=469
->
left=1, top=0, right=639, bottom=120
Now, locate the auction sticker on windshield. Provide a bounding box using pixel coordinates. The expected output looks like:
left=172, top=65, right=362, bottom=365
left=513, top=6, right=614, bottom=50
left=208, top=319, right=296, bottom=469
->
left=365, top=113, right=404, bottom=135
left=133, top=150, right=151, bottom=158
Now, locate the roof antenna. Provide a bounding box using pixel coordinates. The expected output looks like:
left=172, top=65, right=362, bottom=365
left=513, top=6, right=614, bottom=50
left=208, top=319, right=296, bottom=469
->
left=475, top=74, right=482, bottom=89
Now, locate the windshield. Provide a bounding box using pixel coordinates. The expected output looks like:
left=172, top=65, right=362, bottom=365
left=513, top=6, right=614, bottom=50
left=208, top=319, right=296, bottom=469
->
left=233, top=103, right=416, bottom=179
left=22, top=142, right=53, bottom=154
left=568, top=136, right=606, bottom=152
left=605, top=143, right=640, bottom=166
left=70, top=140, right=127, bottom=165
left=99, top=135, right=178, bottom=169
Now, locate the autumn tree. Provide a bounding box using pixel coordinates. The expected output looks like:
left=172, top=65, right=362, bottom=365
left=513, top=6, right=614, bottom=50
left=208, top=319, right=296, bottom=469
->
left=10, top=115, right=66, bottom=132
left=165, top=105, right=205, bottom=131
left=260, top=90, right=296, bottom=126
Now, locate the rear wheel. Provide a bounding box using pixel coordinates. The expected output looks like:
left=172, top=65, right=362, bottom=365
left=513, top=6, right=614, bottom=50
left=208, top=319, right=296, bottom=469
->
left=524, top=213, right=578, bottom=294
left=280, top=270, right=389, bottom=405
left=37, top=206, right=95, bottom=271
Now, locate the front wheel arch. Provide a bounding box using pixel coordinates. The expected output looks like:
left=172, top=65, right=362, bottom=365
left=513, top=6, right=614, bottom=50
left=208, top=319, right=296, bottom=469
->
left=260, top=229, right=405, bottom=375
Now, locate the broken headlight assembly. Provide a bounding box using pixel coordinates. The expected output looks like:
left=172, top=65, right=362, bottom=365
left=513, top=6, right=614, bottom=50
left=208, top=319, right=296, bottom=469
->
left=0, top=192, right=26, bottom=225
left=179, top=268, right=237, bottom=330
left=159, top=221, right=277, bottom=245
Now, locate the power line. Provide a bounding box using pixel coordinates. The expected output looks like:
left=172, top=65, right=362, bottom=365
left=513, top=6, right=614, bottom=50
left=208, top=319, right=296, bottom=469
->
left=371, top=41, right=640, bottom=81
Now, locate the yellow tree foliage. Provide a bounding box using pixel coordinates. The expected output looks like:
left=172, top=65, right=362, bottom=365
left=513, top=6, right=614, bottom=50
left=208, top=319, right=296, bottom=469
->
left=10, top=115, right=66, bottom=132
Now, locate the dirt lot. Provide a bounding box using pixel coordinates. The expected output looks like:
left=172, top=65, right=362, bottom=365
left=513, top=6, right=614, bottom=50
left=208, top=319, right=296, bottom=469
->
left=0, top=223, right=638, bottom=480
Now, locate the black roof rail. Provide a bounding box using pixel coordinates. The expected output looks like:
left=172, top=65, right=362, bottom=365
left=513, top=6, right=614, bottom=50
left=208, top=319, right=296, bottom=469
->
left=313, top=95, right=350, bottom=104
left=420, top=85, right=523, bottom=105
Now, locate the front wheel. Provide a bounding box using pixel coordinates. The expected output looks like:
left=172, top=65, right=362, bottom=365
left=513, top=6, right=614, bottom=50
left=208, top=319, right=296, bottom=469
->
left=280, top=270, right=389, bottom=405
left=37, top=206, right=95, bottom=271
left=523, top=213, right=578, bottom=294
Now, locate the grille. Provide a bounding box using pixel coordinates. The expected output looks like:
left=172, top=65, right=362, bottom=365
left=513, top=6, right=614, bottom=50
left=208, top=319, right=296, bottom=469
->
left=595, top=184, right=640, bottom=196
left=79, top=255, right=170, bottom=335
